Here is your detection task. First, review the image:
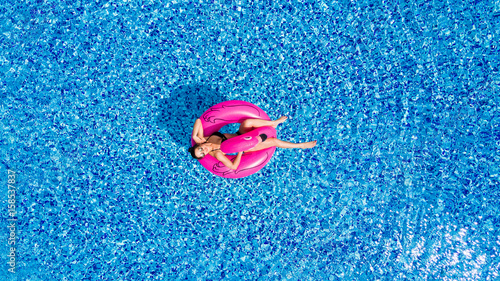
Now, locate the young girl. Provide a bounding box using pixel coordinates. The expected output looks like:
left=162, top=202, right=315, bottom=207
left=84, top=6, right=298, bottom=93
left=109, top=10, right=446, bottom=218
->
left=188, top=117, right=316, bottom=170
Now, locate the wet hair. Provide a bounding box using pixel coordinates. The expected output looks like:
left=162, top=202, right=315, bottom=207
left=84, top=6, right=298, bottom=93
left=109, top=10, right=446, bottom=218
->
left=188, top=144, right=203, bottom=159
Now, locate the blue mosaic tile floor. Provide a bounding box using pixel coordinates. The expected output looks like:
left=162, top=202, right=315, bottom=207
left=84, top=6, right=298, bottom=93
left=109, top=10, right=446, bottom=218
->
left=1, top=0, right=499, bottom=280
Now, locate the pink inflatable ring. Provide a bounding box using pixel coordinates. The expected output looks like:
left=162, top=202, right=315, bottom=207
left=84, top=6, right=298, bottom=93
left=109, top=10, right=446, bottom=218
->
left=191, top=100, right=277, bottom=178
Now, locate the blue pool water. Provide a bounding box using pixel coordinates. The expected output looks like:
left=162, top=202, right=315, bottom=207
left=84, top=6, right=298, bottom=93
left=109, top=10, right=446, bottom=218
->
left=1, top=0, right=499, bottom=279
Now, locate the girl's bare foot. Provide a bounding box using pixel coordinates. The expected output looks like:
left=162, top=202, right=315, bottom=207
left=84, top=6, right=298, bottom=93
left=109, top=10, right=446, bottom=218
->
left=301, top=141, right=317, bottom=149
left=272, top=116, right=288, bottom=128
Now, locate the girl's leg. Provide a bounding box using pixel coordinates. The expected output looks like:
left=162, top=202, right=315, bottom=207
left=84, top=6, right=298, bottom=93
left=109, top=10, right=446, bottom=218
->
left=246, top=138, right=316, bottom=151
left=238, top=116, right=288, bottom=134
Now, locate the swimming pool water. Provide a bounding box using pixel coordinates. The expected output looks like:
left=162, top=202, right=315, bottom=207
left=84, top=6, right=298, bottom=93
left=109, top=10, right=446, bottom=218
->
left=1, top=0, right=499, bottom=280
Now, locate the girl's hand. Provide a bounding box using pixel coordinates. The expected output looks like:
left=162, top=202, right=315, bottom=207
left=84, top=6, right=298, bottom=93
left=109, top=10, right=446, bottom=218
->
left=193, top=136, right=206, bottom=144
left=192, top=119, right=205, bottom=144
left=215, top=151, right=244, bottom=170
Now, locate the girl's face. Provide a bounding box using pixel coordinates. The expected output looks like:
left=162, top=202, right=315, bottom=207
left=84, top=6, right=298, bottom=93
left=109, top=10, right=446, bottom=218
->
left=194, top=143, right=210, bottom=158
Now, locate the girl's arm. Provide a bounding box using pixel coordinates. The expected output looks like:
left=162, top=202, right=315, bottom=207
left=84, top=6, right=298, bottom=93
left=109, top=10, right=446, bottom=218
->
left=214, top=151, right=243, bottom=170
left=192, top=119, right=206, bottom=144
